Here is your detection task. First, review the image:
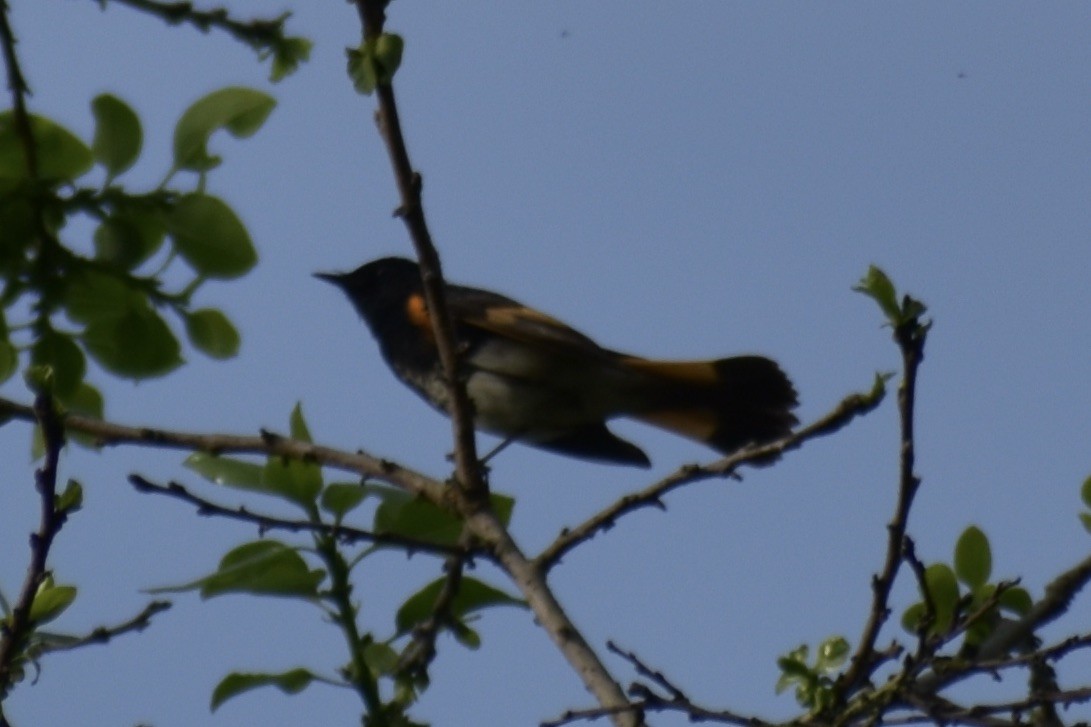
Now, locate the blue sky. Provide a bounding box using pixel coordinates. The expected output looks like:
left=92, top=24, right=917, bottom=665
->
left=3, top=3, right=1090, bottom=726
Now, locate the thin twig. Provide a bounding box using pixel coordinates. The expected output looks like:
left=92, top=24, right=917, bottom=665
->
left=128, top=474, right=471, bottom=557
left=38, top=601, right=172, bottom=653
left=838, top=317, right=927, bottom=697
left=98, top=0, right=296, bottom=55
left=537, top=381, right=887, bottom=573
left=396, top=533, right=472, bottom=680
left=0, top=0, right=35, bottom=176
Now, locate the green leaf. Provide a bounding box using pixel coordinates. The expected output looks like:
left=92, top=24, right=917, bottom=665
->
left=954, top=525, right=992, bottom=588
left=55, top=478, right=84, bottom=513
left=262, top=455, right=322, bottom=511
left=320, top=483, right=367, bottom=521
left=901, top=601, right=926, bottom=633
left=395, top=576, right=525, bottom=637
left=1081, top=475, right=1091, bottom=509
left=211, top=668, right=318, bottom=712
left=346, top=45, right=379, bottom=96
left=998, top=586, right=1033, bottom=616
left=853, top=265, right=901, bottom=324
left=375, top=491, right=513, bottom=547
left=184, top=453, right=265, bottom=489
left=172, top=87, right=276, bottom=172
left=1080, top=512, right=1091, bottom=535
left=91, top=94, right=142, bottom=177
left=62, top=270, right=140, bottom=324
left=815, top=636, right=849, bottom=673
left=374, top=33, right=405, bottom=83
left=31, top=330, right=85, bottom=398
left=151, top=540, right=324, bottom=600
left=168, top=194, right=257, bottom=279
left=923, top=563, right=960, bottom=635
left=0, top=338, right=17, bottom=384
left=363, top=641, right=399, bottom=677
left=92, top=213, right=165, bottom=270
left=82, top=303, right=182, bottom=379
left=28, top=581, right=77, bottom=625
left=185, top=308, right=240, bottom=359
left=289, top=402, right=312, bottom=443
left=0, top=112, right=93, bottom=180
left=270, top=36, right=313, bottom=82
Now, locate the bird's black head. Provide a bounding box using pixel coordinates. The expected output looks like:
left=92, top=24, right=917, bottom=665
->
left=315, top=256, right=423, bottom=323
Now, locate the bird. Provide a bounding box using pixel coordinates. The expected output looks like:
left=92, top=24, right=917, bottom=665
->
left=316, top=257, right=798, bottom=467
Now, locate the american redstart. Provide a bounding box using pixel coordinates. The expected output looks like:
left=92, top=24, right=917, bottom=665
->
left=317, top=257, right=797, bottom=467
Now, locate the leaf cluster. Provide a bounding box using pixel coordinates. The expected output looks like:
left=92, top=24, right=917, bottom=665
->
left=1, top=87, right=273, bottom=414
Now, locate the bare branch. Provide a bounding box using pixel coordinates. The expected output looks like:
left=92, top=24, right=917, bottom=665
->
left=0, top=395, right=450, bottom=507
left=127, top=474, right=470, bottom=558
left=838, top=319, right=927, bottom=697
left=537, top=381, right=886, bottom=573
left=38, top=601, right=172, bottom=654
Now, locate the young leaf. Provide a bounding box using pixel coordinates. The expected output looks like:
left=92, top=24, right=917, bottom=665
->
left=270, top=37, right=313, bottom=82
left=168, top=194, right=257, bottom=279
left=184, top=453, right=265, bottom=488
left=289, top=402, right=312, bottom=443
left=211, top=668, right=318, bottom=712
left=998, top=586, right=1033, bottom=616
left=28, top=581, right=77, bottom=625
left=172, top=87, right=276, bottom=172
left=853, top=265, right=901, bottom=324
left=320, top=483, right=367, bottom=521
left=954, top=525, right=992, bottom=588
left=262, top=456, right=323, bottom=511
left=55, top=479, right=84, bottom=513
left=394, top=577, right=525, bottom=637
left=91, top=94, right=142, bottom=177
left=185, top=308, right=240, bottom=359
left=923, top=563, right=960, bottom=634
left=374, top=33, right=405, bottom=83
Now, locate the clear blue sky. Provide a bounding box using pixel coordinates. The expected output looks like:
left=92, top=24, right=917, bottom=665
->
left=3, top=3, right=1090, bottom=726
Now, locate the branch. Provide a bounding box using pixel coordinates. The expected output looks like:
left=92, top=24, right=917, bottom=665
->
left=0, top=0, right=36, bottom=176
left=38, top=601, right=171, bottom=654
left=0, top=395, right=67, bottom=696
left=396, top=534, right=471, bottom=681
left=537, top=380, right=887, bottom=573
left=98, top=0, right=296, bottom=55
left=0, top=395, right=450, bottom=507
left=128, top=474, right=471, bottom=558
left=838, top=317, right=927, bottom=696
left=352, top=0, right=484, bottom=500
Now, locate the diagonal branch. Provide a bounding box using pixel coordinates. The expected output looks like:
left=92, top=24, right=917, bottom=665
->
left=98, top=0, right=297, bottom=55
left=536, top=380, right=887, bottom=573
left=352, top=0, right=484, bottom=501
left=128, top=474, right=471, bottom=558
left=0, top=0, right=36, bottom=177
left=38, top=600, right=172, bottom=654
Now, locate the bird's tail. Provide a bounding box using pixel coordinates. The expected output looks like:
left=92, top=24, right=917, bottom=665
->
left=621, top=355, right=798, bottom=455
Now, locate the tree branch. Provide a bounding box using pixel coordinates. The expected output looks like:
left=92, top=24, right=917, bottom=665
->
left=128, top=474, right=471, bottom=558
left=98, top=0, right=295, bottom=54
left=537, top=380, right=887, bottom=573
left=0, top=395, right=450, bottom=507
left=0, top=395, right=67, bottom=698
left=838, top=317, right=927, bottom=697
left=352, top=0, right=484, bottom=501
left=0, top=0, right=36, bottom=177
left=38, top=600, right=172, bottom=654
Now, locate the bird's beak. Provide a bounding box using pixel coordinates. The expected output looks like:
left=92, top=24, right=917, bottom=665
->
left=313, top=271, right=345, bottom=287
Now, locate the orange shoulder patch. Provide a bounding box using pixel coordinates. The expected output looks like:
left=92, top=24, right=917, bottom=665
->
left=406, top=293, right=431, bottom=330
